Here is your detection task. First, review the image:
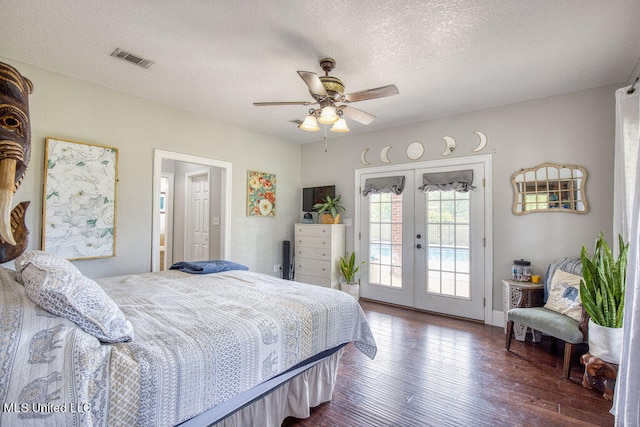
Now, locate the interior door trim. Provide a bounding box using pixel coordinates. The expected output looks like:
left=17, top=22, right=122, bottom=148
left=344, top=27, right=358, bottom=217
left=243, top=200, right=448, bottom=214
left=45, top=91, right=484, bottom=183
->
left=354, top=154, right=493, bottom=323
left=161, top=172, right=174, bottom=270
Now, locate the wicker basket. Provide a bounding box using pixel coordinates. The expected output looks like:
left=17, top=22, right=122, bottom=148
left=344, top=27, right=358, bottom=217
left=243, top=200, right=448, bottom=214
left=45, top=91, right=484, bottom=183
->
left=320, top=213, right=335, bottom=224
left=319, top=213, right=341, bottom=224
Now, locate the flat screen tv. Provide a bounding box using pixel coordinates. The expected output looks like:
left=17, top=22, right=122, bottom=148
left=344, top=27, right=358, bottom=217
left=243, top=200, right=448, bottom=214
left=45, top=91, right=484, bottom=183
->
left=302, top=185, right=335, bottom=212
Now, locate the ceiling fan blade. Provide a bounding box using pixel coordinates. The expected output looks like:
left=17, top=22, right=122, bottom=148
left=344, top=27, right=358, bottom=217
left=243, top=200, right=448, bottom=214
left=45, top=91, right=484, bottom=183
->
left=253, top=101, right=314, bottom=106
left=343, top=84, right=399, bottom=103
left=297, top=71, right=328, bottom=98
left=341, top=105, right=376, bottom=125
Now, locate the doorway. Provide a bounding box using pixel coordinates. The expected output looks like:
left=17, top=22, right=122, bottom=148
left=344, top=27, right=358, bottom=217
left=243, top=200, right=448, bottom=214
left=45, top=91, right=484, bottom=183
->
left=151, top=149, right=232, bottom=272
left=355, top=155, right=492, bottom=322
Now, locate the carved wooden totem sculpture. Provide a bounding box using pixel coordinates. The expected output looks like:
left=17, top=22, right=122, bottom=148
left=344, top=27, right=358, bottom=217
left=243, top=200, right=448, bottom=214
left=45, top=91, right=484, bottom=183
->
left=0, top=61, right=33, bottom=262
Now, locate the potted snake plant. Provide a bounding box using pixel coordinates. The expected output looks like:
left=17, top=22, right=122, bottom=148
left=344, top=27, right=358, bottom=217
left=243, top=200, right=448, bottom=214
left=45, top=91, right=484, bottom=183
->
left=339, top=251, right=364, bottom=300
left=579, top=231, right=628, bottom=364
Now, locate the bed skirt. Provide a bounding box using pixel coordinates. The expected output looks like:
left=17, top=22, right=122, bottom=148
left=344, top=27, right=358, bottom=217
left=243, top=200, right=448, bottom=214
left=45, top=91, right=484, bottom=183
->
left=179, top=346, right=345, bottom=427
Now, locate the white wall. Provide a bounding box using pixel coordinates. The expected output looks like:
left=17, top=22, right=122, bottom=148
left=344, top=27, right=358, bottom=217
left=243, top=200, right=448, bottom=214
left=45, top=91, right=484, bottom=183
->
left=300, top=85, right=617, bottom=315
left=2, top=56, right=618, bottom=315
left=2, top=57, right=301, bottom=278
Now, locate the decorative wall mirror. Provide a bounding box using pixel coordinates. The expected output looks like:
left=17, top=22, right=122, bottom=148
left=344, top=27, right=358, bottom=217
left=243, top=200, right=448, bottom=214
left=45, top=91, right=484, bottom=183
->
left=511, top=162, right=588, bottom=215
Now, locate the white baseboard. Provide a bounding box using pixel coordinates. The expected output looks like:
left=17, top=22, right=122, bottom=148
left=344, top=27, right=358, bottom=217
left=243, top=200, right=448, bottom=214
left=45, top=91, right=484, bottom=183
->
left=491, top=310, right=505, bottom=329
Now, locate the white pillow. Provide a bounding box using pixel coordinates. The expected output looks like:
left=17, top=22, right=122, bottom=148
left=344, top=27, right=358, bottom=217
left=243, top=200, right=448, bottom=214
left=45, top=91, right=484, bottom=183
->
left=544, top=269, right=583, bottom=322
left=15, top=250, right=133, bottom=343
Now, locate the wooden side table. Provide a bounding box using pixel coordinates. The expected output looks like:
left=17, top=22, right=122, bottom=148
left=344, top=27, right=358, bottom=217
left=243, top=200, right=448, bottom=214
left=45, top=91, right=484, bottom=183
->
left=581, top=353, right=618, bottom=401
left=502, top=279, right=544, bottom=341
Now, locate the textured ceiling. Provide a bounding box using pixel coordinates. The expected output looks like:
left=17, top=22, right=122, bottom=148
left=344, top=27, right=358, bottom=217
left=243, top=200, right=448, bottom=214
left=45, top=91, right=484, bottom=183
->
left=1, top=1, right=639, bottom=144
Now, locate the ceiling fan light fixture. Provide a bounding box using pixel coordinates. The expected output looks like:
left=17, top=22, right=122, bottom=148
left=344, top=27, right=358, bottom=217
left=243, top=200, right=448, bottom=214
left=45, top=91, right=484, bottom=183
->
left=330, top=118, right=350, bottom=133
left=254, top=58, right=398, bottom=132
left=317, top=106, right=339, bottom=124
left=300, top=115, right=320, bottom=131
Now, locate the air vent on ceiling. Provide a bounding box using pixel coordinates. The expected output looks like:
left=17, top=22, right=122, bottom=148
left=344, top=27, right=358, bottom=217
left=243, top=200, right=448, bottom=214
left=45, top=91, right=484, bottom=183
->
left=110, top=48, right=154, bottom=69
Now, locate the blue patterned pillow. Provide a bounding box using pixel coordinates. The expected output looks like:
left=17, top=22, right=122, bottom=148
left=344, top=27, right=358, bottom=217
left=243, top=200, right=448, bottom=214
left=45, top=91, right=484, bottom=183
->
left=15, top=250, right=134, bottom=343
left=543, top=269, right=583, bottom=322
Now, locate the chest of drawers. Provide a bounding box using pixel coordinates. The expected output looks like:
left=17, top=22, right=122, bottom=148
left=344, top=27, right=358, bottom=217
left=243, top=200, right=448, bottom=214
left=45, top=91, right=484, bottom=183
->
left=294, top=223, right=345, bottom=288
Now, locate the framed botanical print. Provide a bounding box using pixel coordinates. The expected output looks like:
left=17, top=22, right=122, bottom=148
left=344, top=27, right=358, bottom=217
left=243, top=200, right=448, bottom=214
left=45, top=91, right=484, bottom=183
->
left=42, top=137, right=118, bottom=259
left=247, top=170, right=276, bottom=216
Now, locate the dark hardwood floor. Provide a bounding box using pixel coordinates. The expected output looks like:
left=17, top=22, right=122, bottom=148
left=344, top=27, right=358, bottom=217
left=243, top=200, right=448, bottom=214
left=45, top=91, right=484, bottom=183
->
left=284, top=300, right=614, bottom=427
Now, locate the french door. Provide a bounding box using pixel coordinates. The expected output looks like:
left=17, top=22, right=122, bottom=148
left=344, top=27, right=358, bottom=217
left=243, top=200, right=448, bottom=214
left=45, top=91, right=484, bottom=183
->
left=358, top=159, right=488, bottom=321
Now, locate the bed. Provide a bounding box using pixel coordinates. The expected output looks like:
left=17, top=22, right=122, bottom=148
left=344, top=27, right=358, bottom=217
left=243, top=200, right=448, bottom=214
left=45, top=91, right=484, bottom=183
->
left=0, top=251, right=376, bottom=426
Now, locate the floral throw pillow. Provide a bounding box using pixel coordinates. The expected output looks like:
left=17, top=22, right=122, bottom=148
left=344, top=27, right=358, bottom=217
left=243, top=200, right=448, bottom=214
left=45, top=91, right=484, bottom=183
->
left=543, top=269, right=583, bottom=322
left=15, top=250, right=133, bottom=343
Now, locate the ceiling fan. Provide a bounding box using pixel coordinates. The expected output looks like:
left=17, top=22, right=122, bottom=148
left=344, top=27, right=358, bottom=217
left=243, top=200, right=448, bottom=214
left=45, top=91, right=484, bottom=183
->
left=253, top=58, right=399, bottom=132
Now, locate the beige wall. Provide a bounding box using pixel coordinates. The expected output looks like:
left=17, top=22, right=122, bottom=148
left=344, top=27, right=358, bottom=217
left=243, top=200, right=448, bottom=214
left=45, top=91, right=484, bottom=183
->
left=2, top=57, right=301, bottom=278
left=300, top=85, right=617, bottom=319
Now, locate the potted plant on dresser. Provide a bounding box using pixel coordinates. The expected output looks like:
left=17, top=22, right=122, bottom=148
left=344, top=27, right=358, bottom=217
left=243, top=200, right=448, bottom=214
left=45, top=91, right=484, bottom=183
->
left=339, top=252, right=364, bottom=300
left=313, top=195, right=345, bottom=224
left=580, top=231, right=629, bottom=364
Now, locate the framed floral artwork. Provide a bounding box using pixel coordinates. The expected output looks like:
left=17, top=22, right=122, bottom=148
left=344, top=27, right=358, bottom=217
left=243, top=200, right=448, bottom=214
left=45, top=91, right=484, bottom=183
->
left=42, top=137, right=118, bottom=259
left=247, top=170, right=276, bottom=216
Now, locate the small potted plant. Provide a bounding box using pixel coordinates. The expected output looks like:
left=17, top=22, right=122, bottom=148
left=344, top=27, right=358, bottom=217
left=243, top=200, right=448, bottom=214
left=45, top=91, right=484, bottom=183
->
left=339, top=251, right=364, bottom=300
left=313, top=194, right=345, bottom=224
left=580, top=231, right=628, bottom=364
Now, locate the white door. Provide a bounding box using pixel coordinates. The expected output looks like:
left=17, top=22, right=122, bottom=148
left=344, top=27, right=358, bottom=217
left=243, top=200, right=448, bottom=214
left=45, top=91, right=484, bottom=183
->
left=186, top=171, right=210, bottom=261
left=359, top=161, right=486, bottom=320
left=413, top=163, right=485, bottom=320
left=359, top=170, right=415, bottom=307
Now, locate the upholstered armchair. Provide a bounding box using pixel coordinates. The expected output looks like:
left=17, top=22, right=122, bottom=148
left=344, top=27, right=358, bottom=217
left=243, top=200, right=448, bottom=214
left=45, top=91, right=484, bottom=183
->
left=505, top=258, right=588, bottom=378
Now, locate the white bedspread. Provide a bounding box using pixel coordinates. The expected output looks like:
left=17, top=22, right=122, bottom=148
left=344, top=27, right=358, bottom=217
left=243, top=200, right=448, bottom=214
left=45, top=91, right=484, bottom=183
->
left=0, top=268, right=376, bottom=426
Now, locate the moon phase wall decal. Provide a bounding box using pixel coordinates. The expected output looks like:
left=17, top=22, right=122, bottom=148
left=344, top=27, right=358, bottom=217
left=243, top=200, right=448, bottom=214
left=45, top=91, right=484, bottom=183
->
left=360, top=148, right=371, bottom=166
left=360, top=132, right=486, bottom=165
left=380, top=145, right=392, bottom=163
left=441, top=136, right=456, bottom=156
left=406, top=141, right=424, bottom=160
left=472, top=131, right=488, bottom=152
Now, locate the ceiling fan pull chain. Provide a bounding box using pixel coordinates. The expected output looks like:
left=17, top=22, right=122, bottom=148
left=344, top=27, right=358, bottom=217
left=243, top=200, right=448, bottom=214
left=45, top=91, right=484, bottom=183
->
left=324, top=127, right=328, bottom=153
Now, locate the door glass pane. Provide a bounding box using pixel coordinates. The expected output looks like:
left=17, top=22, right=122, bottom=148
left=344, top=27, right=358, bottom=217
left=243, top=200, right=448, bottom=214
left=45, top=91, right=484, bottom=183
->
left=369, top=192, right=403, bottom=288
left=455, top=199, right=469, bottom=221
left=380, top=223, right=392, bottom=242
left=456, top=273, right=470, bottom=298
left=441, top=272, right=455, bottom=296
left=426, top=190, right=471, bottom=299
left=428, top=270, right=440, bottom=293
